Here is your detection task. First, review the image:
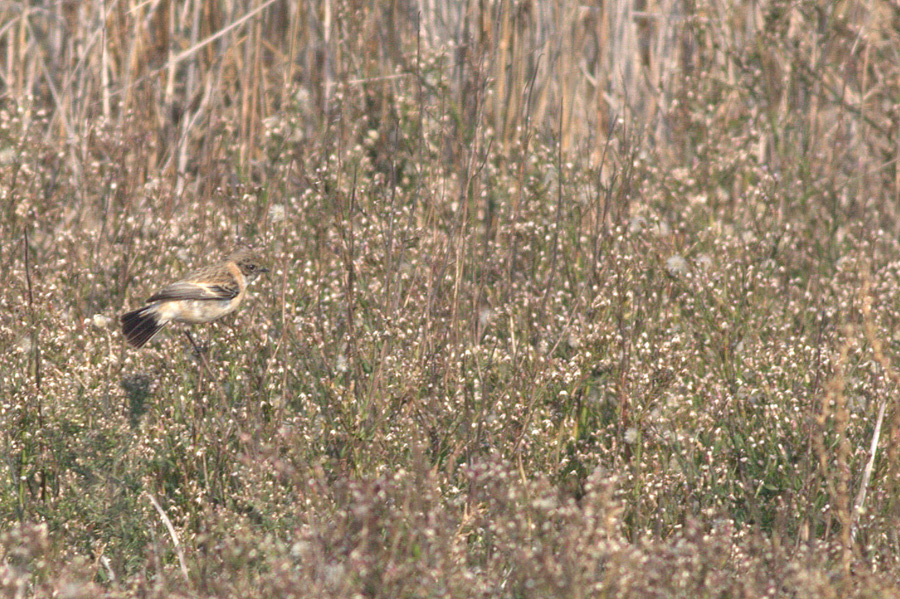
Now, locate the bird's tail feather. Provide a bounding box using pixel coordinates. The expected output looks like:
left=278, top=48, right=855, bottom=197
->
left=121, top=306, right=165, bottom=348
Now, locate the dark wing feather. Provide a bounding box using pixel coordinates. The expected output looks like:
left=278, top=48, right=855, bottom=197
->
left=147, top=282, right=239, bottom=302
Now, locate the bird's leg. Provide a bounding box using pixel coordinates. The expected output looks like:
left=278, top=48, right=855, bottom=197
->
left=183, top=330, right=227, bottom=403
left=183, top=330, right=208, bottom=357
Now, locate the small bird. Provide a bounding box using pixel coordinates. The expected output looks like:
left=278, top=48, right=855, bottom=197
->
left=121, top=246, right=268, bottom=348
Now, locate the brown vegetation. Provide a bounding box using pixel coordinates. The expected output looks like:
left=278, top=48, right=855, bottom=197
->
left=2, top=0, right=900, bottom=596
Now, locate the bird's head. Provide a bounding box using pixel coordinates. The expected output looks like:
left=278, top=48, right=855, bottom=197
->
left=229, top=246, right=269, bottom=282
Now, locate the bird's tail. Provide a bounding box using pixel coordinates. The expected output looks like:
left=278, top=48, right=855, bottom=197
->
left=121, top=305, right=166, bottom=348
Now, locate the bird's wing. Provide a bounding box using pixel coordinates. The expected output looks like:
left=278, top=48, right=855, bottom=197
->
left=147, top=281, right=239, bottom=302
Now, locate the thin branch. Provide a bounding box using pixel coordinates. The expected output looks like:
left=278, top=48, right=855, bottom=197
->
left=851, top=399, right=887, bottom=542
left=145, top=492, right=191, bottom=586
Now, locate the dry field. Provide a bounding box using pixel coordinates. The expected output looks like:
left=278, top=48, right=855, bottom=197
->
left=2, top=1, right=900, bottom=597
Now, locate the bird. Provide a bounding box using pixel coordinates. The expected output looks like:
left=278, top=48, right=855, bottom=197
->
left=121, top=246, right=268, bottom=348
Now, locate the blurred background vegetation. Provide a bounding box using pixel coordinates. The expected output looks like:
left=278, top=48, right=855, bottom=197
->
left=2, top=0, right=900, bottom=596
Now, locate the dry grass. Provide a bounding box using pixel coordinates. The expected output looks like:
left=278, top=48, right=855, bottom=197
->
left=2, top=0, right=900, bottom=597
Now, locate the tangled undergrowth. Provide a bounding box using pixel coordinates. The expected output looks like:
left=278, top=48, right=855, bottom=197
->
left=2, top=1, right=900, bottom=597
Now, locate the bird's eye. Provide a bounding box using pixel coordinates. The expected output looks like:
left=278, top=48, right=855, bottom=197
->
left=247, top=264, right=256, bottom=271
